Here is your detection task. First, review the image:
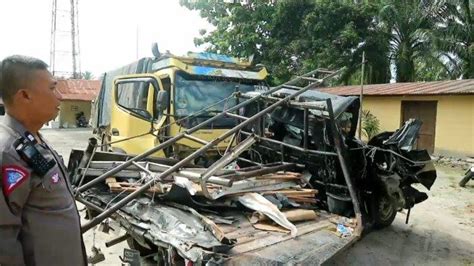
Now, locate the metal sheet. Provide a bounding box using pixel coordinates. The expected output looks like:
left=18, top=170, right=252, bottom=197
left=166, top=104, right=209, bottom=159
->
left=318, top=79, right=474, bottom=96
left=237, top=193, right=297, bottom=236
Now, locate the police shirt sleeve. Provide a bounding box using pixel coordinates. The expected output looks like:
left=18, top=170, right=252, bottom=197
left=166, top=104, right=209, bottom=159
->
left=0, top=151, right=32, bottom=265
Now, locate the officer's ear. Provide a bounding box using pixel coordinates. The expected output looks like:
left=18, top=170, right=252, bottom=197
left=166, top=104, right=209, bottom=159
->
left=15, top=88, right=33, bottom=103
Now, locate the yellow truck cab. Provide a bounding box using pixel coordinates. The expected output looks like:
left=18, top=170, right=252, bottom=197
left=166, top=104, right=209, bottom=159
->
left=93, top=48, right=268, bottom=163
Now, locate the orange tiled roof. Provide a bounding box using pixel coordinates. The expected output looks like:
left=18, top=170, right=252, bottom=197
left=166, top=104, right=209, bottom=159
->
left=55, top=79, right=101, bottom=101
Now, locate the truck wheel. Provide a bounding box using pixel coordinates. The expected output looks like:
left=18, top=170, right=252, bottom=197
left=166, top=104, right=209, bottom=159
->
left=373, top=194, right=396, bottom=229
left=459, top=172, right=472, bottom=187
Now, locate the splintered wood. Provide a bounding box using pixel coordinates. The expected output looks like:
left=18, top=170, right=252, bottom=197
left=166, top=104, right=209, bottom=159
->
left=105, top=177, right=168, bottom=194
left=104, top=171, right=318, bottom=205
left=255, top=172, right=302, bottom=180
left=251, top=209, right=318, bottom=224
left=261, top=179, right=318, bottom=205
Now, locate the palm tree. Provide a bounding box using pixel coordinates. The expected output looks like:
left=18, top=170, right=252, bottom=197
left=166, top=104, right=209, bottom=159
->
left=432, top=0, right=473, bottom=79
left=81, top=71, right=95, bottom=80
left=378, top=0, right=438, bottom=82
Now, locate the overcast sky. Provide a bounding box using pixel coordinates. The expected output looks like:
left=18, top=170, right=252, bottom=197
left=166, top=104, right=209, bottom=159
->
left=0, top=0, right=212, bottom=77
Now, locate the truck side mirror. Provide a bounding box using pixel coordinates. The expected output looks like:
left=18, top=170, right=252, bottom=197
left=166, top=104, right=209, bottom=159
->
left=156, top=90, right=169, bottom=112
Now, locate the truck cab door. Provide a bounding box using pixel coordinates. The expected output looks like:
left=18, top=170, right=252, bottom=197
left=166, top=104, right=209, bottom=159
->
left=110, top=75, right=166, bottom=157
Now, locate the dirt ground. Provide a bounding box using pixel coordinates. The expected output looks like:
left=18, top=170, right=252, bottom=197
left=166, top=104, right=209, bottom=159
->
left=41, top=128, right=474, bottom=265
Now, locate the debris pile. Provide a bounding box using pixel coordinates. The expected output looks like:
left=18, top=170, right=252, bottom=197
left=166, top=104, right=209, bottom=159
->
left=81, top=160, right=324, bottom=236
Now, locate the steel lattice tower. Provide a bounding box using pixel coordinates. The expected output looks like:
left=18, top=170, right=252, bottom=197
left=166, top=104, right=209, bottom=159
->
left=50, top=0, right=81, bottom=78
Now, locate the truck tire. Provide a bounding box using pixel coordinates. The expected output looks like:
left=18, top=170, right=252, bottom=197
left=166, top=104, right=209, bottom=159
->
left=373, top=193, right=397, bottom=229
left=459, top=171, right=472, bottom=187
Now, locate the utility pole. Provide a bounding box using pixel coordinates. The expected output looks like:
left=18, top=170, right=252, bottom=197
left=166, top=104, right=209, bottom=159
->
left=358, top=51, right=365, bottom=139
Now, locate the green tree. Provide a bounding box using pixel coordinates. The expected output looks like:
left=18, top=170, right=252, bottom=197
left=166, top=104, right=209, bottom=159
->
left=414, top=57, right=451, bottom=81
left=362, top=110, right=380, bottom=140
left=181, top=0, right=382, bottom=85
left=377, top=0, right=442, bottom=82
left=182, top=0, right=470, bottom=84
left=81, top=71, right=95, bottom=80
left=432, top=0, right=473, bottom=79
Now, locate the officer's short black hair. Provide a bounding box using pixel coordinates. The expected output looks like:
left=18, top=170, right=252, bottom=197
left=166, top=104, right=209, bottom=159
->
left=0, top=55, right=49, bottom=104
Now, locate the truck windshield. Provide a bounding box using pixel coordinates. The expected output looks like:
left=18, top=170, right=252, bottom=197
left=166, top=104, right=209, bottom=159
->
left=175, top=71, right=261, bottom=128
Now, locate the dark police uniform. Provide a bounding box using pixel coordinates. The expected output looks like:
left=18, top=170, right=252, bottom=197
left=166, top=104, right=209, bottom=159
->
left=0, top=114, right=86, bottom=265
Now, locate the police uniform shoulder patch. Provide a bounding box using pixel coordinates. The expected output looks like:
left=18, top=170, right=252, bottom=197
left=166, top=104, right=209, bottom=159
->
left=2, top=165, right=29, bottom=196
left=51, top=172, right=60, bottom=184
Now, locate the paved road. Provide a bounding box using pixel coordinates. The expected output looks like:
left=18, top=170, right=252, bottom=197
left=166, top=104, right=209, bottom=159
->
left=41, top=128, right=474, bottom=265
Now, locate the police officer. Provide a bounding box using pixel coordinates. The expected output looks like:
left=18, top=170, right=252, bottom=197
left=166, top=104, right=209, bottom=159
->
left=0, top=55, right=86, bottom=265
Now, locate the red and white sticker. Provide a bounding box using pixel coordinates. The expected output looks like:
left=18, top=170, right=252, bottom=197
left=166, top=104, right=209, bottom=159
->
left=2, top=165, right=29, bottom=196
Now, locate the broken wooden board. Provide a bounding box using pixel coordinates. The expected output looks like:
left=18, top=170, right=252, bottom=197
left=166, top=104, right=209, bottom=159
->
left=261, top=188, right=318, bottom=196
left=253, top=223, right=290, bottom=234
left=105, top=177, right=169, bottom=194
left=261, top=188, right=318, bottom=204
left=255, top=171, right=302, bottom=180
left=250, top=209, right=318, bottom=224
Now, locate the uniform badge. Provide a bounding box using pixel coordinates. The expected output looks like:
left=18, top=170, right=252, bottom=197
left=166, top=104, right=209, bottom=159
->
left=2, top=165, right=29, bottom=196
left=51, top=173, right=60, bottom=184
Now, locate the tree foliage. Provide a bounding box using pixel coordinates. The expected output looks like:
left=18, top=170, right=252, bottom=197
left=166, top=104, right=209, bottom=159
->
left=181, top=0, right=384, bottom=85
left=180, top=0, right=472, bottom=84
left=362, top=110, right=380, bottom=140
left=80, top=71, right=95, bottom=80
left=431, top=0, right=473, bottom=79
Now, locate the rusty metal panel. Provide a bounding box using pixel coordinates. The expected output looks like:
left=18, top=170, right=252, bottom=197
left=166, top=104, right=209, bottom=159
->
left=55, top=79, right=101, bottom=101
left=319, top=79, right=474, bottom=96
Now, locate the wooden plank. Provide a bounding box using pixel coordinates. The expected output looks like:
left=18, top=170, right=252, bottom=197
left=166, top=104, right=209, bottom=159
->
left=285, top=197, right=317, bottom=204
left=253, top=223, right=290, bottom=233
left=229, top=220, right=334, bottom=254
left=262, top=189, right=318, bottom=195
left=251, top=209, right=318, bottom=224
left=106, top=178, right=166, bottom=193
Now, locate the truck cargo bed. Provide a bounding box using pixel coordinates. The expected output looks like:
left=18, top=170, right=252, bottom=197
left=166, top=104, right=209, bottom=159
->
left=82, top=189, right=357, bottom=265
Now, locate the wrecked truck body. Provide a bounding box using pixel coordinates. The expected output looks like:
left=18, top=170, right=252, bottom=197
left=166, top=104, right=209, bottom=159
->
left=68, top=69, right=436, bottom=264
left=244, top=89, right=437, bottom=228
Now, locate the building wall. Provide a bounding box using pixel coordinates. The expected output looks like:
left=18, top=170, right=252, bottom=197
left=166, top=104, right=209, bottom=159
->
left=362, top=95, right=474, bottom=157
left=59, top=100, right=92, bottom=128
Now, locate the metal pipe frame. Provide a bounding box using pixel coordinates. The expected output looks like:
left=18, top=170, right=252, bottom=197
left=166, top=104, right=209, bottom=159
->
left=81, top=166, right=233, bottom=187
left=183, top=134, right=209, bottom=145
left=225, top=112, right=249, bottom=121
left=236, top=157, right=262, bottom=166
left=77, top=68, right=327, bottom=194
left=303, top=108, right=309, bottom=150
left=325, top=98, right=363, bottom=236
left=105, top=234, right=130, bottom=248
left=222, top=163, right=296, bottom=182
left=240, top=131, right=337, bottom=156
left=200, top=135, right=257, bottom=198
left=76, top=196, right=104, bottom=213
left=256, top=145, right=310, bottom=165
left=224, top=131, right=238, bottom=155
left=74, top=138, right=97, bottom=197
left=79, top=68, right=344, bottom=233
left=239, top=94, right=328, bottom=113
